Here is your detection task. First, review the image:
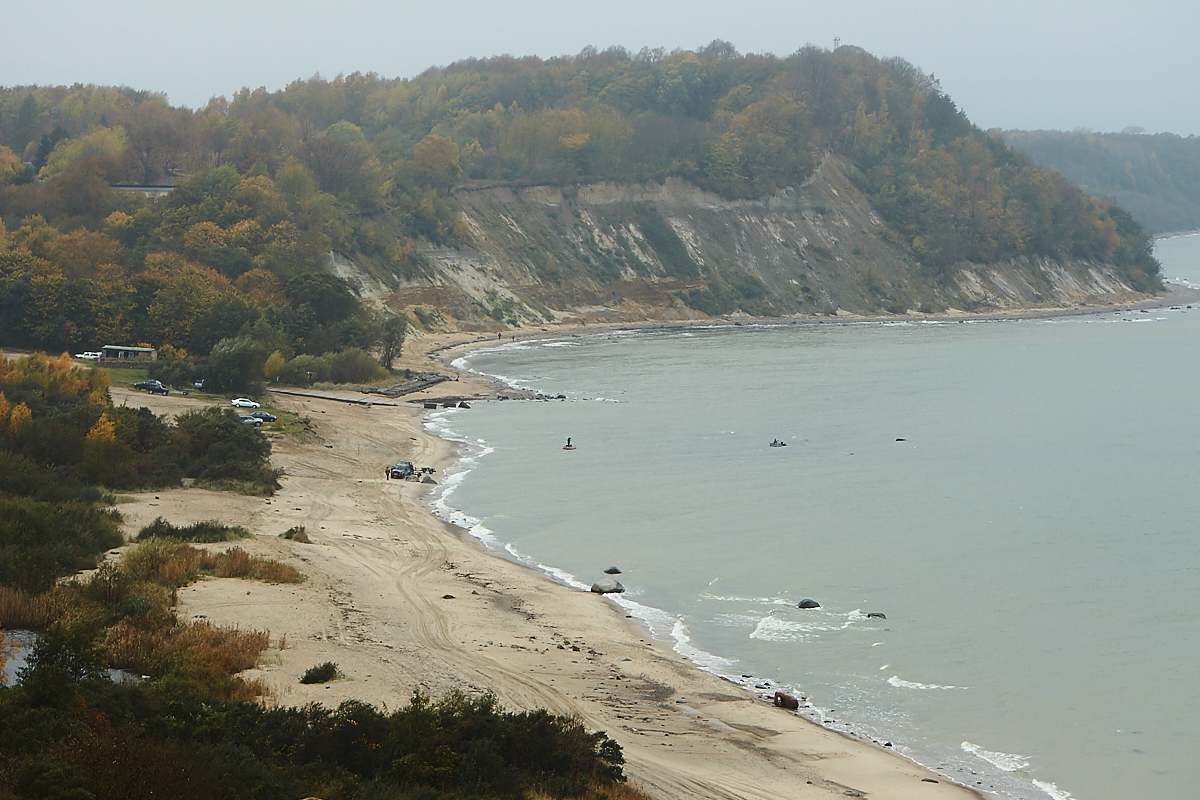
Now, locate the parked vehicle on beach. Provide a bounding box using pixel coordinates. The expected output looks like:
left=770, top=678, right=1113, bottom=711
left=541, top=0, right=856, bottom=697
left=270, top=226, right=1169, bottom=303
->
left=387, top=461, right=415, bottom=479
left=248, top=411, right=277, bottom=422
left=231, top=398, right=259, bottom=408
left=239, top=415, right=263, bottom=426
left=133, top=379, right=169, bottom=395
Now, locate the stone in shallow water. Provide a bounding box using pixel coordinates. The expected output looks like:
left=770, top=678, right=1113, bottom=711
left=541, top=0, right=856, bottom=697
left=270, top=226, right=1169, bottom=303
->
left=590, top=578, right=625, bottom=594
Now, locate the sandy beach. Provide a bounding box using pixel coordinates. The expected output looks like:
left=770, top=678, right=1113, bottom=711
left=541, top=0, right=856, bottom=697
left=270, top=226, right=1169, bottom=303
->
left=110, top=347, right=991, bottom=800
left=85, top=286, right=1200, bottom=799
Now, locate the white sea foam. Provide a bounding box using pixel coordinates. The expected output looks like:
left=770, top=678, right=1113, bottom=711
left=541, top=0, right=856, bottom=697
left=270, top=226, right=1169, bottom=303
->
left=961, top=741, right=1030, bottom=771
left=1032, top=779, right=1075, bottom=800
left=748, top=611, right=862, bottom=641
left=698, top=591, right=795, bottom=605
left=712, top=613, right=765, bottom=628
left=887, top=675, right=965, bottom=690
left=665, top=618, right=738, bottom=672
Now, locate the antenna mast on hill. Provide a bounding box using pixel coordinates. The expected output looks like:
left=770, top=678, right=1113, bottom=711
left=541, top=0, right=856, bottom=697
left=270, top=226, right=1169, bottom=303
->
left=833, top=37, right=840, bottom=51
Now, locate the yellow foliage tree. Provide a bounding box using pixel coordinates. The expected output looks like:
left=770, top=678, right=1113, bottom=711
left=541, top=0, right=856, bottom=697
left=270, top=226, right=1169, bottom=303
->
left=46, top=229, right=121, bottom=281
left=86, top=413, right=117, bottom=445
left=235, top=268, right=286, bottom=307
left=38, top=125, right=129, bottom=180
left=0, top=352, right=102, bottom=400
left=184, top=221, right=228, bottom=249
left=7, top=402, right=31, bottom=438
left=264, top=350, right=286, bottom=382
left=410, top=134, right=461, bottom=190
left=0, top=144, right=24, bottom=188
left=226, top=219, right=265, bottom=253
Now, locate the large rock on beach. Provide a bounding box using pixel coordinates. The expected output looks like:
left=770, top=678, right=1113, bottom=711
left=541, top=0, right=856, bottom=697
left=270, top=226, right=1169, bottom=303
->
left=590, top=578, right=625, bottom=594
left=773, top=691, right=800, bottom=710
left=798, top=598, right=820, bottom=609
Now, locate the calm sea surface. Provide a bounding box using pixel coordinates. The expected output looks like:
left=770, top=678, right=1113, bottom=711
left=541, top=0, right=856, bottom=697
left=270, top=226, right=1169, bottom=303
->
left=429, top=236, right=1200, bottom=800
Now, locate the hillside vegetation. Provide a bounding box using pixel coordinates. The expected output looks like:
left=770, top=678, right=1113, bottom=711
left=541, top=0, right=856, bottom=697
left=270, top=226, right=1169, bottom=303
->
left=0, top=43, right=1161, bottom=358
left=1002, top=129, right=1200, bottom=235
left=0, top=351, right=638, bottom=800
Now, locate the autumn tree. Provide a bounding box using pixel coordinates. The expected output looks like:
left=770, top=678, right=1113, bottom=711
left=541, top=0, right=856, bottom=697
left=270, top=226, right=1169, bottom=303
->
left=0, top=145, right=24, bottom=187
left=378, top=312, right=408, bottom=369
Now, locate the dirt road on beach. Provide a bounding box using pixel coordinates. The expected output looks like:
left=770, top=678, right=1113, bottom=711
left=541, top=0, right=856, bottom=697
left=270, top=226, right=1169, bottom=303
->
left=110, top=381, right=986, bottom=800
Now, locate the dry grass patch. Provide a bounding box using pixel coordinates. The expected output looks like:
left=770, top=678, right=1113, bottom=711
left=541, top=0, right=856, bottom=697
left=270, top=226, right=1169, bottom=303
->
left=106, top=618, right=271, bottom=695
left=528, top=780, right=653, bottom=800
left=123, top=539, right=303, bottom=586
left=0, top=586, right=57, bottom=629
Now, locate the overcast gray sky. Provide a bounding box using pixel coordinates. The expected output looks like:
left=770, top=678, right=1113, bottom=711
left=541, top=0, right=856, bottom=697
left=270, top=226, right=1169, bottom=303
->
left=4, top=0, right=1196, bottom=135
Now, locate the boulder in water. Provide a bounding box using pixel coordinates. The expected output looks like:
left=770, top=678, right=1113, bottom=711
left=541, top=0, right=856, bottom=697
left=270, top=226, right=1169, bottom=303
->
left=797, top=598, right=820, bottom=609
left=604, top=566, right=622, bottom=575
left=590, top=578, right=625, bottom=594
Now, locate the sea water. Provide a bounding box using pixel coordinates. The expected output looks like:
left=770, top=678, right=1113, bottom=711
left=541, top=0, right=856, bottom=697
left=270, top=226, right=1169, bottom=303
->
left=428, top=234, right=1200, bottom=800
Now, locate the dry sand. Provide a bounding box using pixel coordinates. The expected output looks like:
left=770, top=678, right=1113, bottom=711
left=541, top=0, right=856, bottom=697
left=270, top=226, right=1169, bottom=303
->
left=111, top=377, right=986, bottom=800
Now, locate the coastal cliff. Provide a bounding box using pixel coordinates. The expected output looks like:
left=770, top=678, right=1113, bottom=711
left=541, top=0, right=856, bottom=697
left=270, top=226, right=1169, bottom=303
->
left=352, top=154, right=1153, bottom=328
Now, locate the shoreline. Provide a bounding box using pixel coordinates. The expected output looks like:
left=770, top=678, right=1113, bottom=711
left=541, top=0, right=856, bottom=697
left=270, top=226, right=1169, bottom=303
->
left=105, top=289, right=1200, bottom=800
left=399, top=282, right=1200, bottom=404
left=388, top=289, right=1200, bottom=799
left=110, top=381, right=989, bottom=799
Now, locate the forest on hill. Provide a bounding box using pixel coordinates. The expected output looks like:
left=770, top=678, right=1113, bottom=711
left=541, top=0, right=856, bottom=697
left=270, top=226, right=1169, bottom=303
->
left=0, top=43, right=1160, bottom=364
left=1002, top=129, right=1200, bottom=236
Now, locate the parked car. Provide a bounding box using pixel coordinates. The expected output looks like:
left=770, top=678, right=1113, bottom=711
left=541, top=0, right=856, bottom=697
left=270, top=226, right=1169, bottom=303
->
left=230, top=398, right=260, bottom=408
left=387, top=461, right=415, bottom=479
left=74, top=352, right=101, bottom=361
left=239, top=415, right=263, bottom=426
left=248, top=411, right=277, bottom=422
left=133, top=380, right=169, bottom=395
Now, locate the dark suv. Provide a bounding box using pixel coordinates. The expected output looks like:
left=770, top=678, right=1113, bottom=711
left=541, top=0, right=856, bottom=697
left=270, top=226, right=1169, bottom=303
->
left=387, top=461, right=415, bottom=479
left=133, top=379, right=169, bottom=395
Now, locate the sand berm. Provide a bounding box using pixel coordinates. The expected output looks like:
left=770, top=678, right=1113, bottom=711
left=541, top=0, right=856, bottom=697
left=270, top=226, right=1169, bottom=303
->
left=111, top=331, right=986, bottom=800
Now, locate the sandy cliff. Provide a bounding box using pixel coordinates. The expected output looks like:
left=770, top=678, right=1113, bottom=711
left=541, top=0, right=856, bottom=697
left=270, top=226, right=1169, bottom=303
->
left=348, top=154, right=1151, bottom=328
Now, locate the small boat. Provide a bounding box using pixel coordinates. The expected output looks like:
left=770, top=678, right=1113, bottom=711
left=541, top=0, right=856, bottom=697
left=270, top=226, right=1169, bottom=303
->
left=769, top=439, right=787, bottom=447
left=563, top=437, right=576, bottom=451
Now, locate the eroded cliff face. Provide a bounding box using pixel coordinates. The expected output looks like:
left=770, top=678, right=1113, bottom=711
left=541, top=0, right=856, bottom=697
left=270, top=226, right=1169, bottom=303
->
left=361, top=154, right=1151, bottom=329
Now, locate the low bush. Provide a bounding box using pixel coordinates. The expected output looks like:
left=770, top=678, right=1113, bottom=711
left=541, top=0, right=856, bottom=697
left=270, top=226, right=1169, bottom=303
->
left=300, top=661, right=339, bottom=684
left=280, top=525, right=310, bottom=543
left=0, top=682, right=641, bottom=800
left=209, top=547, right=303, bottom=584
left=136, top=517, right=250, bottom=542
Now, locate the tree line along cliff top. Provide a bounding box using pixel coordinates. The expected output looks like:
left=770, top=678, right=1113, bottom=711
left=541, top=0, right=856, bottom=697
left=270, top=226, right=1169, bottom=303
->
left=0, top=42, right=1161, bottom=355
